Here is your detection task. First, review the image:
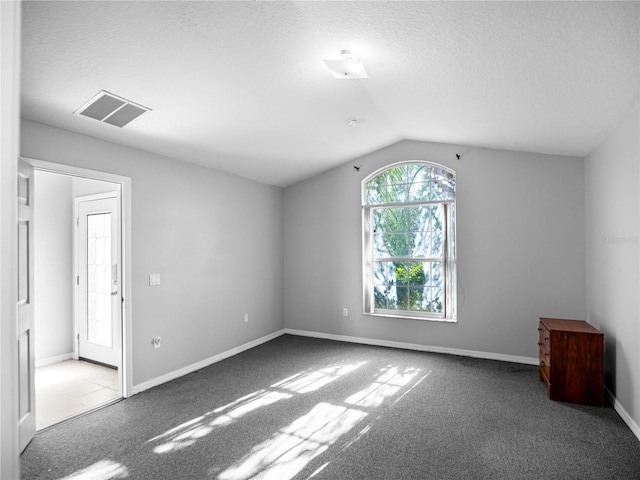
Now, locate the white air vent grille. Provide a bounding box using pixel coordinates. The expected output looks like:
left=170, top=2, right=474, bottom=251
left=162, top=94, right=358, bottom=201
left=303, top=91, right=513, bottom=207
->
left=75, top=91, right=150, bottom=128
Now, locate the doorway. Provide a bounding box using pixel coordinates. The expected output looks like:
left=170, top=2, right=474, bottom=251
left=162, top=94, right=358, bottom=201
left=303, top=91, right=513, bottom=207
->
left=30, top=162, right=131, bottom=431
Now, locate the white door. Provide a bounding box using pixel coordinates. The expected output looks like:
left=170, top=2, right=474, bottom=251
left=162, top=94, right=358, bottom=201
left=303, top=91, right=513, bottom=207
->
left=77, top=195, right=121, bottom=367
left=18, top=158, right=36, bottom=452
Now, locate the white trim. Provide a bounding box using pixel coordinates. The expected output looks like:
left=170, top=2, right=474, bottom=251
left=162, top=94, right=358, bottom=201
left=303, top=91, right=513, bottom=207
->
left=25, top=159, right=130, bottom=185
left=19, top=157, right=133, bottom=398
left=131, top=330, right=286, bottom=395
left=75, top=191, right=118, bottom=202
left=606, top=386, right=640, bottom=442
left=284, top=328, right=539, bottom=366
left=35, top=353, right=73, bottom=368
left=1, top=0, right=22, bottom=472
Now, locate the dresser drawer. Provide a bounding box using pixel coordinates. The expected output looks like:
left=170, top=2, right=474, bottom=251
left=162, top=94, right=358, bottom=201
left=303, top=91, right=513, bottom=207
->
left=539, top=359, right=550, bottom=384
left=538, top=325, right=551, bottom=361
left=538, top=324, right=551, bottom=384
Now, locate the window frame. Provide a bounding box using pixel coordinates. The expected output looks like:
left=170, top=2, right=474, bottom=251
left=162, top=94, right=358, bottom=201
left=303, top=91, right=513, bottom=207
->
left=362, top=161, right=457, bottom=322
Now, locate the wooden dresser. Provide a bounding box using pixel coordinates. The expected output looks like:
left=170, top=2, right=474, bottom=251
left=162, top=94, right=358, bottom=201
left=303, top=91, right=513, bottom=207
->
left=538, top=317, right=604, bottom=407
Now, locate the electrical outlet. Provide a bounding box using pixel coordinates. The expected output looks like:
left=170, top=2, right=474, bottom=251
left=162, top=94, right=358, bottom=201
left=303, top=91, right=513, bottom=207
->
left=244, top=313, right=249, bottom=323
left=149, top=274, right=161, bottom=286
left=152, top=336, right=161, bottom=349
left=343, top=308, right=348, bottom=317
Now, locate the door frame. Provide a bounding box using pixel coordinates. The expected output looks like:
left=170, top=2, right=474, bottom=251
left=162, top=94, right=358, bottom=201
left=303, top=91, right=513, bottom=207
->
left=21, top=157, right=133, bottom=397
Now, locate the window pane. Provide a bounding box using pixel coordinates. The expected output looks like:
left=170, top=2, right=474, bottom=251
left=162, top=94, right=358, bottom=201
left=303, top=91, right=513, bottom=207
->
left=374, top=288, right=388, bottom=309
left=431, top=262, right=443, bottom=286
left=365, top=172, right=390, bottom=205
left=430, top=287, right=444, bottom=313
left=411, top=230, right=431, bottom=257
left=388, top=183, right=408, bottom=203
left=430, top=168, right=455, bottom=201
left=373, top=261, right=395, bottom=285
left=374, top=233, right=410, bottom=257
left=406, top=262, right=426, bottom=310
left=393, top=286, right=407, bottom=310
left=426, top=287, right=444, bottom=313
left=409, top=206, right=430, bottom=256
left=87, top=212, right=112, bottom=348
left=409, top=286, right=425, bottom=311
left=373, top=233, right=389, bottom=257
left=407, top=206, right=429, bottom=230
left=407, top=163, right=431, bottom=184
left=386, top=165, right=407, bottom=185
left=373, top=208, right=408, bottom=233
left=366, top=186, right=384, bottom=205
left=451, top=204, right=456, bottom=258
left=374, top=258, right=398, bottom=311
left=408, top=181, right=430, bottom=202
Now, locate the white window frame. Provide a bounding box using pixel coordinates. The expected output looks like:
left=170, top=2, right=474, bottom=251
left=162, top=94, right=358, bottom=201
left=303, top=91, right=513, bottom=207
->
left=362, top=161, right=457, bottom=322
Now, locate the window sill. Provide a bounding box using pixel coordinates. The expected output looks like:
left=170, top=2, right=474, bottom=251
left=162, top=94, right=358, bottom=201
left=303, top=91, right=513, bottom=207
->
left=364, top=312, right=457, bottom=323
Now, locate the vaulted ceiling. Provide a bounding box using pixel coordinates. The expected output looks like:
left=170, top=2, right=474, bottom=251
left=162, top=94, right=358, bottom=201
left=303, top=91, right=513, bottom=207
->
left=21, top=1, right=639, bottom=187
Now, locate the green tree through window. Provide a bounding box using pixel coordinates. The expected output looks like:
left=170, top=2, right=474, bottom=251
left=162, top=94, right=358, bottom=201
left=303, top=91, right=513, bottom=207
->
left=362, top=162, right=456, bottom=321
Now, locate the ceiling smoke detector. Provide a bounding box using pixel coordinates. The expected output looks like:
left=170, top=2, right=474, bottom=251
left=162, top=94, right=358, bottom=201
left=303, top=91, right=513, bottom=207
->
left=75, top=90, right=151, bottom=128
left=323, top=50, right=369, bottom=79
left=346, top=118, right=359, bottom=127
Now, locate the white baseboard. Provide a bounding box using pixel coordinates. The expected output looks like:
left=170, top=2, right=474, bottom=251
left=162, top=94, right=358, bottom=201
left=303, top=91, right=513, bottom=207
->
left=605, top=386, right=640, bottom=442
left=131, top=330, right=286, bottom=395
left=283, top=328, right=539, bottom=366
left=35, top=352, right=73, bottom=368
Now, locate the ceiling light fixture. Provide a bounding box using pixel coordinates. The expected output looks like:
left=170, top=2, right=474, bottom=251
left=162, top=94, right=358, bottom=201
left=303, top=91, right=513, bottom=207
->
left=323, top=50, right=369, bottom=79
left=75, top=90, right=151, bottom=128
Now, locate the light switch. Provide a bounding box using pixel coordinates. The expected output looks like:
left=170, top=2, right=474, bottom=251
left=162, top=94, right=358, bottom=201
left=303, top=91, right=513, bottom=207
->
left=149, top=273, right=161, bottom=286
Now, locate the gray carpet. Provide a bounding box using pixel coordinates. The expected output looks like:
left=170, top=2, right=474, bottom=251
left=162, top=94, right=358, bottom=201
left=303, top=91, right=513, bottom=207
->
left=20, top=334, right=640, bottom=479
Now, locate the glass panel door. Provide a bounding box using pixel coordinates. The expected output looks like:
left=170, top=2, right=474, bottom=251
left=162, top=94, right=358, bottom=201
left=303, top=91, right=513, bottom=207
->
left=87, top=212, right=112, bottom=348
left=77, top=195, right=120, bottom=367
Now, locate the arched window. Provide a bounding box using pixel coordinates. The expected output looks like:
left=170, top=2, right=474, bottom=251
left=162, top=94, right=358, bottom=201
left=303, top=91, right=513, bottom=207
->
left=362, top=161, right=456, bottom=321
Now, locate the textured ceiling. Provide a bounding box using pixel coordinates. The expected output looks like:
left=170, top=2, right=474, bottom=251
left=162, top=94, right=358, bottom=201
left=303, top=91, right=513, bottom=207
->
left=21, top=1, right=639, bottom=187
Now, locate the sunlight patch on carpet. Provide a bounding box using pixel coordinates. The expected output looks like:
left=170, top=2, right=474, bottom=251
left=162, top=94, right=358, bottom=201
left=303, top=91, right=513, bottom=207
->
left=217, top=364, right=424, bottom=480
left=148, top=361, right=365, bottom=455
left=59, top=459, right=129, bottom=480
left=345, top=366, right=420, bottom=408
left=217, top=403, right=368, bottom=480
left=271, top=362, right=367, bottom=394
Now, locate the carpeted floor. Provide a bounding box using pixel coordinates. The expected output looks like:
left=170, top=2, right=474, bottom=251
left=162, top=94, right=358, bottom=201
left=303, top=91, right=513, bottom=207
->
left=20, top=334, right=640, bottom=479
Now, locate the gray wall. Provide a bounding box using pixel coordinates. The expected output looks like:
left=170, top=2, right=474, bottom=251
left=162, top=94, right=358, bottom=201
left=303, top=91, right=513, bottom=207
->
left=33, top=171, right=73, bottom=363
left=284, top=140, right=587, bottom=359
left=585, top=105, right=639, bottom=429
left=21, top=119, right=284, bottom=388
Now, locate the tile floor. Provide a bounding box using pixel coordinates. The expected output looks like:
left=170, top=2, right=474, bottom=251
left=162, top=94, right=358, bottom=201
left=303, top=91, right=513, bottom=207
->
left=35, top=359, right=120, bottom=430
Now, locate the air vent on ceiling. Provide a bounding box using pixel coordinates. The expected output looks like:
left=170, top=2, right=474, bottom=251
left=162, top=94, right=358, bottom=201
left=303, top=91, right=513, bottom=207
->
left=75, top=90, right=151, bottom=128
